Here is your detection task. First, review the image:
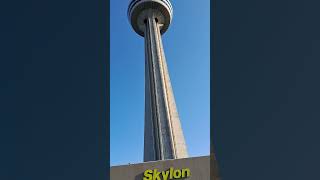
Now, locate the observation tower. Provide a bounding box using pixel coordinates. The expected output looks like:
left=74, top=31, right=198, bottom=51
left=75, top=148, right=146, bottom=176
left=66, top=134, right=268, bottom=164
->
left=128, top=0, right=189, bottom=162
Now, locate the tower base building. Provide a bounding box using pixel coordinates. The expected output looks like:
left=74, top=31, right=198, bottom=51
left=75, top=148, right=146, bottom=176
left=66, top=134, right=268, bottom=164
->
left=111, top=156, right=215, bottom=180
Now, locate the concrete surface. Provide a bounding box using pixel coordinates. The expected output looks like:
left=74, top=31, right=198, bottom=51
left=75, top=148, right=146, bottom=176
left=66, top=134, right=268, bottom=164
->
left=111, top=156, right=212, bottom=180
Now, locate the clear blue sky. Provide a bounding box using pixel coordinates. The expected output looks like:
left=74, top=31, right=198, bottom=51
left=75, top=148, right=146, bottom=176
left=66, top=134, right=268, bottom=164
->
left=110, top=0, right=210, bottom=166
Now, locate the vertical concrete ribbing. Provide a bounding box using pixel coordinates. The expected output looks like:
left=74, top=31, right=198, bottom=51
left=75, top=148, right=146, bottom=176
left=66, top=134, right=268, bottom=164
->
left=157, top=24, right=189, bottom=159
left=143, top=13, right=188, bottom=162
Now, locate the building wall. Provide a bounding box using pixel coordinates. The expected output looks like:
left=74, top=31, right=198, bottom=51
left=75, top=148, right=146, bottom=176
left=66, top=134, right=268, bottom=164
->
left=110, top=156, right=211, bottom=180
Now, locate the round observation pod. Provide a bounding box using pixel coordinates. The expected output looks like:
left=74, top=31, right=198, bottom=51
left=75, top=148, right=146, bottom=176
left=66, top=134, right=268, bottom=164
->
left=128, top=0, right=173, bottom=36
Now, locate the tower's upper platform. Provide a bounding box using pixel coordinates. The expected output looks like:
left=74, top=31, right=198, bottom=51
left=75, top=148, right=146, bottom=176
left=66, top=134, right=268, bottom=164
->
left=128, top=0, right=173, bottom=36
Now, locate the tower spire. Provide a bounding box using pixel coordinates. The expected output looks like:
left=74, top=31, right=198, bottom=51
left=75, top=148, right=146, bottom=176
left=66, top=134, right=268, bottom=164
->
left=128, top=0, right=188, bottom=162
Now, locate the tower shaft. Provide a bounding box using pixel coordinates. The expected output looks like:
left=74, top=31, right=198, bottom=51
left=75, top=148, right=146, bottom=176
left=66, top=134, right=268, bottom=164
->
left=144, top=14, right=188, bottom=161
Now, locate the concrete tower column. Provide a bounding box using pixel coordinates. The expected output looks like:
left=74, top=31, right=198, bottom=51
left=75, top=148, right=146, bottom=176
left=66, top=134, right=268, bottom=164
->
left=128, top=0, right=188, bottom=161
